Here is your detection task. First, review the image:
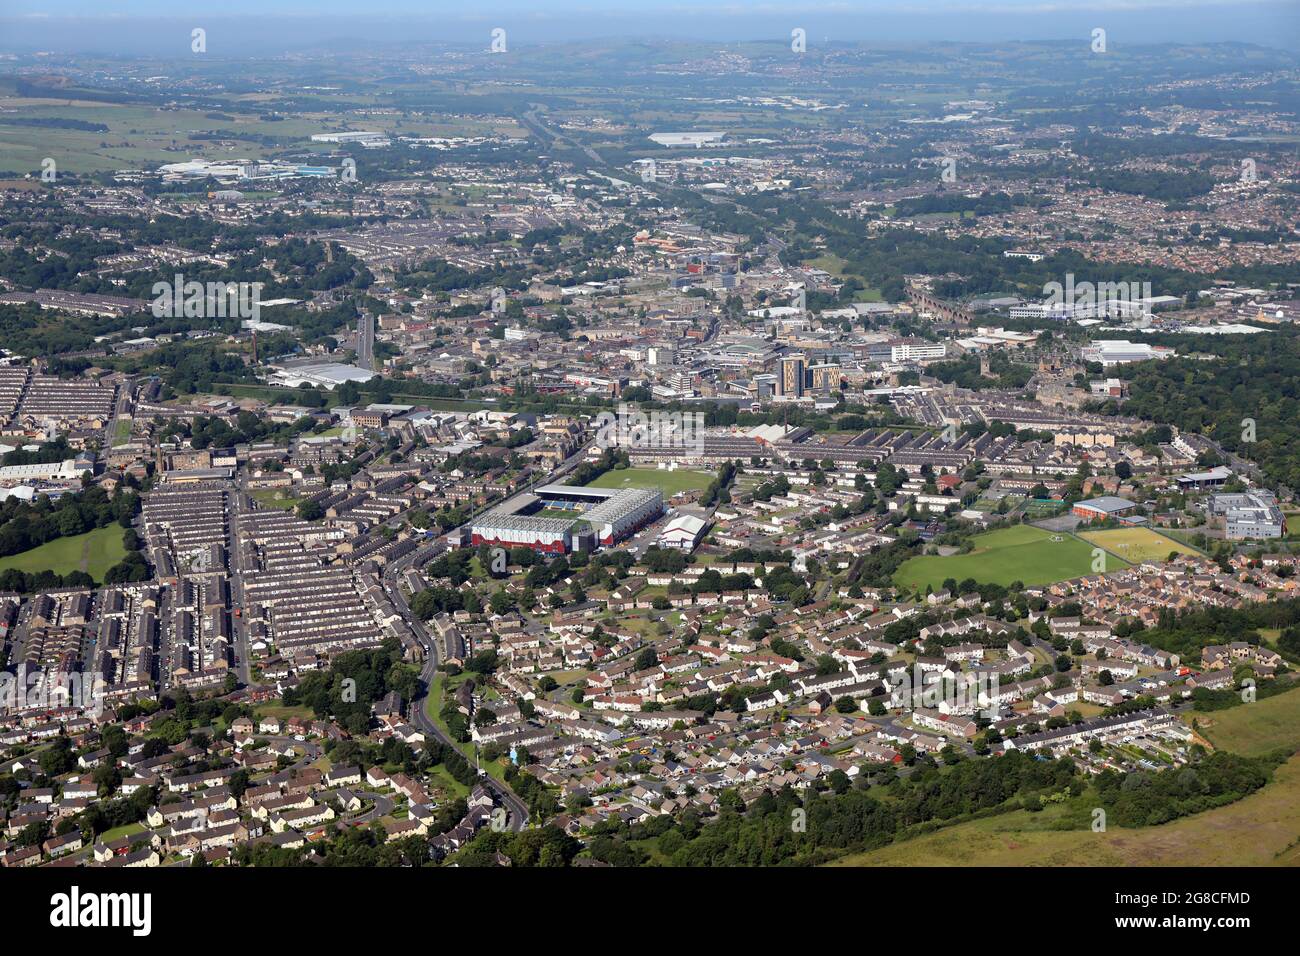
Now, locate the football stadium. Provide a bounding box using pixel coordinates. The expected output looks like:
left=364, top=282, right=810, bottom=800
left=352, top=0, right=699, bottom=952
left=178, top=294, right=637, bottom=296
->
left=458, top=483, right=664, bottom=554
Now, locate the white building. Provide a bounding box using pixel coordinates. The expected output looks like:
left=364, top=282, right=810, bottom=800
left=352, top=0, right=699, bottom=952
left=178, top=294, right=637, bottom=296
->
left=657, top=514, right=708, bottom=551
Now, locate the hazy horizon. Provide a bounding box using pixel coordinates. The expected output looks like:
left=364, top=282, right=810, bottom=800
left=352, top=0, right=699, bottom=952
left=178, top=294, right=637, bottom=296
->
left=1, top=1, right=1298, bottom=54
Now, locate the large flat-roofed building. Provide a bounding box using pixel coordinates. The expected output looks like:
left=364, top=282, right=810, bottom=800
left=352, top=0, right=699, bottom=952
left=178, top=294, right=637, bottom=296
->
left=1176, top=466, right=1232, bottom=490
left=267, top=361, right=375, bottom=390
left=648, top=131, right=726, bottom=148
left=890, top=341, right=946, bottom=362
left=1072, top=495, right=1138, bottom=522
left=1211, top=490, right=1286, bottom=539
left=310, top=131, right=391, bottom=147
left=0, top=459, right=82, bottom=482
left=1080, top=340, right=1175, bottom=367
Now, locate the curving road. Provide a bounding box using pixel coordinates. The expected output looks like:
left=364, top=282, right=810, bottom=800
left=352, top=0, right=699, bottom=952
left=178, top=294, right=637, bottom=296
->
left=380, top=440, right=599, bottom=832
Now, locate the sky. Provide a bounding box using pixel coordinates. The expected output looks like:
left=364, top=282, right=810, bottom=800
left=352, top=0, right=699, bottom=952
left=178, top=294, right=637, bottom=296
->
left=1, top=0, right=1297, bottom=51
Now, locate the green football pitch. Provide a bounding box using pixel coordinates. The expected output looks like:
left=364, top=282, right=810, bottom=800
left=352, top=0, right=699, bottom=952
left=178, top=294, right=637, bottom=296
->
left=893, top=524, right=1129, bottom=591
left=583, top=467, right=713, bottom=496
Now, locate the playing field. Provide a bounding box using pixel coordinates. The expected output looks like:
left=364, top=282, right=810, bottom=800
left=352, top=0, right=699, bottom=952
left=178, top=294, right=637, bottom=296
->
left=1078, top=527, right=1200, bottom=563
left=893, top=525, right=1127, bottom=591
left=584, top=467, right=713, bottom=497
left=0, top=525, right=127, bottom=581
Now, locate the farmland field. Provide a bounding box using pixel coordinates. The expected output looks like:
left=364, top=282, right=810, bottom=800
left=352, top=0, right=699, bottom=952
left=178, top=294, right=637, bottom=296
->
left=893, top=524, right=1128, bottom=591
left=584, top=466, right=713, bottom=497
left=0, top=525, right=127, bottom=581
left=0, top=85, right=528, bottom=174
left=1079, top=527, right=1201, bottom=563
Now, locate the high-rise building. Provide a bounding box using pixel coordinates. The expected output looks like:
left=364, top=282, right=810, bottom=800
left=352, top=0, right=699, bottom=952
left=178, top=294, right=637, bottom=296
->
left=357, top=313, right=375, bottom=371
left=809, top=363, right=840, bottom=394
left=779, top=354, right=806, bottom=397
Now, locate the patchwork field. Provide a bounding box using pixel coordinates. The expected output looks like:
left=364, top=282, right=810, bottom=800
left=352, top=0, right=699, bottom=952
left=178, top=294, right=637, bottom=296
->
left=0, top=87, right=528, bottom=174
left=893, top=525, right=1128, bottom=591
left=1079, top=527, right=1201, bottom=563
left=584, top=466, right=713, bottom=497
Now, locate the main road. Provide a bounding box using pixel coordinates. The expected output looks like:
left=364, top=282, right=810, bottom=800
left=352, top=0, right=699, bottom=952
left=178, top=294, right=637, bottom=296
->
left=381, top=440, right=596, bottom=832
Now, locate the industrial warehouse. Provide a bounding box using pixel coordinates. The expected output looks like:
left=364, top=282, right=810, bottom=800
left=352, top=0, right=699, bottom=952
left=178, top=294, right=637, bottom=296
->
left=458, top=483, right=664, bottom=554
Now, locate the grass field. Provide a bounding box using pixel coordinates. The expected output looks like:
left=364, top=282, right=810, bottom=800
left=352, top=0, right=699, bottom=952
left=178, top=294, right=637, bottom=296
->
left=0, top=87, right=527, bottom=174
left=828, top=753, right=1300, bottom=866
left=426, top=675, right=510, bottom=785
left=1079, top=527, right=1202, bottom=563
left=0, top=525, right=127, bottom=581
left=584, top=466, right=713, bottom=497
left=893, top=525, right=1127, bottom=592
left=832, top=684, right=1300, bottom=867
left=1193, top=684, right=1300, bottom=757
left=251, top=488, right=302, bottom=511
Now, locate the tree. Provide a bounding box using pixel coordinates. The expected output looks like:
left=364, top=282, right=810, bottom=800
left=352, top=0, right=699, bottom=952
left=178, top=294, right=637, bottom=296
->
left=834, top=695, right=857, bottom=714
